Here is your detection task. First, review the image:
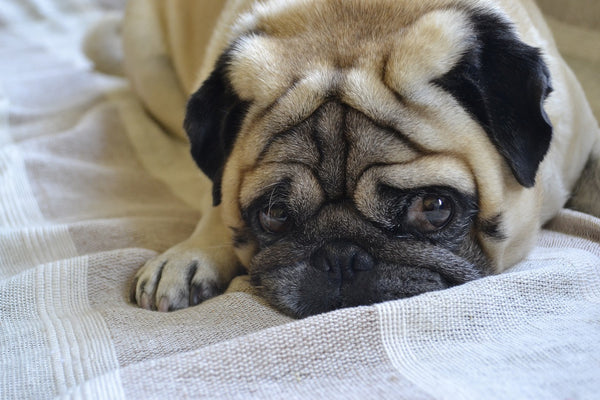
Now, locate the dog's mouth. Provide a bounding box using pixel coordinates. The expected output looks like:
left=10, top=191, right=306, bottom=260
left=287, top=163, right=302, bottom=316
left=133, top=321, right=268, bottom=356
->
left=249, top=242, right=484, bottom=318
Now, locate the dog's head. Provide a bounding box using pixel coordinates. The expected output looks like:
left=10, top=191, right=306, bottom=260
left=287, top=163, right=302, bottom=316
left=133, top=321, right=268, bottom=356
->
left=184, top=0, right=553, bottom=317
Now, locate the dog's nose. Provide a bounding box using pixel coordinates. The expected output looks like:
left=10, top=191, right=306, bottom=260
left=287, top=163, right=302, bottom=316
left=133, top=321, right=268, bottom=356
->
left=311, top=241, right=374, bottom=282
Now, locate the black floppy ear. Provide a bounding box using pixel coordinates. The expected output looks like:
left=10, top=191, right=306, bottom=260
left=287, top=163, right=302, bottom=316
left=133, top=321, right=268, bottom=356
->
left=435, top=12, right=553, bottom=187
left=184, top=52, right=249, bottom=205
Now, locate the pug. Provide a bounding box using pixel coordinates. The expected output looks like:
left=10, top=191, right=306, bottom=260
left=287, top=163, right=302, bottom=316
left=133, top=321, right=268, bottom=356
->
left=124, top=0, right=600, bottom=318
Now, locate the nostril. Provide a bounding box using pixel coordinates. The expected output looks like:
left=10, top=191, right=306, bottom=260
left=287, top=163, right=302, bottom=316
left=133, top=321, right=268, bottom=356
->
left=311, top=241, right=374, bottom=276
left=312, top=247, right=333, bottom=272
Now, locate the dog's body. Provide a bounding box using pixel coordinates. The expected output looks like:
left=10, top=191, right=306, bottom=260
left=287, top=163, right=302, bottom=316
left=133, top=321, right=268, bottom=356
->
left=123, top=0, right=600, bottom=317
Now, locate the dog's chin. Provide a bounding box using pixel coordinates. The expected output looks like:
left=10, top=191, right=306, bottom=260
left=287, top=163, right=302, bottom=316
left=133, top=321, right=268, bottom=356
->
left=250, top=254, right=482, bottom=318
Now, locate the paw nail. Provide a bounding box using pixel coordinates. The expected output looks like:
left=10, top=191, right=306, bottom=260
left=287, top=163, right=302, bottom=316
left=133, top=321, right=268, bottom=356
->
left=158, top=297, right=170, bottom=312
left=190, top=286, right=203, bottom=306
left=140, top=293, right=151, bottom=309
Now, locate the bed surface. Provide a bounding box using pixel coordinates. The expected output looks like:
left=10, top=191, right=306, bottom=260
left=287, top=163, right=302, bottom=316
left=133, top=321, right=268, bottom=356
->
left=1, top=0, right=599, bottom=398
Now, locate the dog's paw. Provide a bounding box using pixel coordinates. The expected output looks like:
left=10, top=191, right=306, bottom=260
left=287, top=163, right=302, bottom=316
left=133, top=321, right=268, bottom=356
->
left=130, top=244, right=235, bottom=312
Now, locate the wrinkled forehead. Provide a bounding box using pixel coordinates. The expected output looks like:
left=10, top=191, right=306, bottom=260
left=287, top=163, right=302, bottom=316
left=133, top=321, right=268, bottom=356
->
left=227, top=1, right=475, bottom=106
left=225, top=3, right=489, bottom=167
left=238, top=101, right=476, bottom=213
left=224, top=0, right=507, bottom=218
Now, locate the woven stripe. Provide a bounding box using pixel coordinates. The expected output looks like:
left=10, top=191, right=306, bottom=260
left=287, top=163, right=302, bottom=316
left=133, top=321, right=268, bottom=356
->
left=0, top=146, right=45, bottom=227
left=0, top=114, right=123, bottom=398
left=58, top=370, right=126, bottom=400
left=0, top=226, right=79, bottom=278
left=376, top=246, right=600, bottom=400
left=33, top=257, right=125, bottom=399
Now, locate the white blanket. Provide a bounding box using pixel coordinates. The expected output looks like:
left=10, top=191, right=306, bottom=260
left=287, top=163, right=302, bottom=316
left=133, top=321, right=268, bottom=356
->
left=1, top=1, right=599, bottom=399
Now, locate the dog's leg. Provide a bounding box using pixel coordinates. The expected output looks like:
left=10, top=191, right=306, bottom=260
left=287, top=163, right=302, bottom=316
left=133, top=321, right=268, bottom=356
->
left=568, top=140, right=600, bottom=218
left=122, top=0, right=188, bottom=140
left=131, top=205, right=242, bottom=311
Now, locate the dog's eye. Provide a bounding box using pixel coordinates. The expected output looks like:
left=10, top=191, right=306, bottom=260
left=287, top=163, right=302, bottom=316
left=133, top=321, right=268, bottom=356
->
left=406, top=195, right=453, bottom=232
left=259, top=206, right=289, bottom=233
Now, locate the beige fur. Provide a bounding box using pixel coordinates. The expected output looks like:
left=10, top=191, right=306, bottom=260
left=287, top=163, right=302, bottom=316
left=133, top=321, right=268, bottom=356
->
left=123, top=0, right=599, bottom=312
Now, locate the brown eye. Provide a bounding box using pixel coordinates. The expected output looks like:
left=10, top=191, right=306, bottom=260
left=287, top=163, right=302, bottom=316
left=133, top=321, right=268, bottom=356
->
left=259, top=206, right=289, bottom=233
left=407, top=195, right=453, bottom=232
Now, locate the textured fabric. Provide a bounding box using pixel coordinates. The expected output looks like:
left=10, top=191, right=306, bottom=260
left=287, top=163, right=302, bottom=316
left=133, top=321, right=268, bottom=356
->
left=1, top=1, right=599, bottom=399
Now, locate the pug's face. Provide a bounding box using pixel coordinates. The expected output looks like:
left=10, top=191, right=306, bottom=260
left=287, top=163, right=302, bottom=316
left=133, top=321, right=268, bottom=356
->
left=185, top=1, right=553, bottom=317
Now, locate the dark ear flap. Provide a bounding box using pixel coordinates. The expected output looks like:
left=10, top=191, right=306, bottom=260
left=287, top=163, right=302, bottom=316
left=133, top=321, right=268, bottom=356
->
left=435, top=12, right=553, bottom=187
left=184, top=52, right=249, bottom=205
